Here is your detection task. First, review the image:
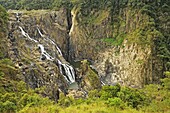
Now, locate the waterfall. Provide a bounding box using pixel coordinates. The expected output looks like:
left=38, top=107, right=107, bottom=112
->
left=19, top=26, right=76, bottom=84
left=47, top=38, right=63, bottom=56
left=37, top=27, right=44, bottom=37
left=19, top=26, right=38, bottom=43
left=38, top=44, right=54, bottom=61
left=16, top=12, right=20, bottom=22
left=18, top=17, right=75, bottom=84
left=57, top=59, right=75, bottom=83
left=69, top=10, right=76, bottom=36
left=37, top=28, right=63, bottom=56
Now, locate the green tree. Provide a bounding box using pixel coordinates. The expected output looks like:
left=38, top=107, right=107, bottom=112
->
left=2, top=101, right=17, bottom=113
left=117, top=87, right=149, bottom=108
left=161, top=71, right=170, bottom=90
left=100, top=84, right=121, bottom=100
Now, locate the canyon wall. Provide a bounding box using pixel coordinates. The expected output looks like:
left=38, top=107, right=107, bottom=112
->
left=7, top=9, right=72, bottom=100
left=69, top=6, right=163, bottom=87
left=7, top=3, right=165, bottom=94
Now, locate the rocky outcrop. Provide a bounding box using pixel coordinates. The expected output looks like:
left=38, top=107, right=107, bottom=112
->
left=79, top=60, right=101, bottom=91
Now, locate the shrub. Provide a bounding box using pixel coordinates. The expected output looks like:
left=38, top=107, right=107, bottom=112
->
left=0, top=93, right=17, bottom=105
left=57, top=93, right=74, bottom=107
left=19, top=93, right=53, bottom=109
left=161, top=71, right=170, bottom=90
left=88, top=89, right=100, bottom=99
left=106, top=97, right=125, bottom=109
left=117, top=87, right=149, bottom=108
left=2, top=100, right=17, bottom=113
left=100, top=84, right=121, bottom=100
left=74, top=98, right=85, bottom=105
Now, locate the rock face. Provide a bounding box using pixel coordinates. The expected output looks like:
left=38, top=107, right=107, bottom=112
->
left=9, top=9, right=70, bottom=58
left=69, top=6, right=163, bottom=87
left=7, top=9, right=76, bottom=100
left=93, top=42, right=162, bottom=87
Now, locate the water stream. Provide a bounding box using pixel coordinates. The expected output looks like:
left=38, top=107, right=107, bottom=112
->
left=18, top=25, right=75, bottom=84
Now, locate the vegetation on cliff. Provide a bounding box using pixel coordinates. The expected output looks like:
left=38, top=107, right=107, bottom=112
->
left=0, top=5, right=8, bottom=58
left=0, top=0, right=169, bottom=112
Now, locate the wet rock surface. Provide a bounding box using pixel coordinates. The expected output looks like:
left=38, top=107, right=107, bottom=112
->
left=7, top=10, right=75, bottom=100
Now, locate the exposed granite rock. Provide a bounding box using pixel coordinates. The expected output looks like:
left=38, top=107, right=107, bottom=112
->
left=69, top=6, right=163, bottom=87
left=8, top=9, right=70, bottom=59
left=7, top=9, right=71, bottom=101
left=93, top=41, right=162, bottom=87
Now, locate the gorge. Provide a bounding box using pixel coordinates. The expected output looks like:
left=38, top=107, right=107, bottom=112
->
left=7, top=5, right=166, bottom=94
left=0, top=1, right=169, bottom=112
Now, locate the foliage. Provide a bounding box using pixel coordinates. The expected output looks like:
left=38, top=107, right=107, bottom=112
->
left=99, top=84, right=149, bottom=109
left=51, top=0, right=73, bottom=10
left=88, top=89, right=100, bottom=99
left=0, top=100, right=17, bottom=113
left=0, top=0, right=74, bottom=10
left=80, top=60, right=101, bottom=90
left=57, top=93, right=74, bottom=107
left=141, top=81, right=170, bottom=113
left=0, top=50, right=53, bottom=113
left=100, top=84, right=120, bottom=100
left=106, top=97, right=125, bottom=109
left=0, top=5, right=8, bottom=59
left=101, top=33, right=126, bottom=46
left=0, top=0, right=53, bottom=10
left=0, top=4, right=8, bottom=31
left=161, top=71, right=170, bottom=90
left=11, top=82, right=170, bottom=113
left=117, top=87, right=149, bottom=108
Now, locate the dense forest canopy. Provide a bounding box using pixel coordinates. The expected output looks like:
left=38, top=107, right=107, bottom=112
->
left=0, top=0, right=169, bottom=10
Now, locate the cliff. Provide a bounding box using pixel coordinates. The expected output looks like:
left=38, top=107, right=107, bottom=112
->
left=0, top=1, right=170, bottom=112
left=7, top=9, right=74, bottom=100
left=69, top=2, right=168, bottom=87
left=5, top=1, right=169, bottom=97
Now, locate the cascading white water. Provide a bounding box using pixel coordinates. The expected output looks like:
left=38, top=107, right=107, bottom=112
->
left=63, top=64, right=75, bottom=83
left=48, top=38, right=63, bottom=56
left=37, top=28, right=63, bottom=56
left=36, top=27, right=75, bottom=84
left=19, top=26, right=54, bottom=62
left=38, top=44, right=54, bottom=61
left=66, top=64, right=76, bottom=81
left=19, top=26, right=27, bottom=37
left=57, top=61, right=75, bottom=83
left=37, top=27, right=44, bottom=37
left=16, top=13, right=20, bottom=22
left=19, top=26, right=38, bottom=43
left=19, top=26, right=76, bottom=84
